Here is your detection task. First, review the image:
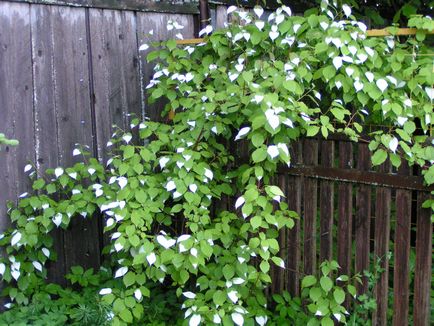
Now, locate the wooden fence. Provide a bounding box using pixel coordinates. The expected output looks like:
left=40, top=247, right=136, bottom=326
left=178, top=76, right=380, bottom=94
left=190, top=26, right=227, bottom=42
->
left=0, top=0, right=432, bottom=325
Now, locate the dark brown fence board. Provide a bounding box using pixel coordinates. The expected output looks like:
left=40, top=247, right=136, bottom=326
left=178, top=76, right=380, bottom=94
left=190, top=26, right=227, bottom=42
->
left=319, top=140, right=334, bottom=262
left=392, top=162, right=412, bottom=326
left=51, top=5, right=101, bottom=276
left=413, top=192, right=432, bottom=326
left=302, top=138, right=318, bottom=276
left=354, top=144, right=371, bottom=294
left=373, top=163, right=391, bottom=326
left=89, top=8, right=141, bottom=162
left=337, top=142, right=353, bottom=277
left=286, top=141, right=302, bottom=296
left=0, top=2, right=34, bottom=230
left=136, top=12, right=195, bottom=122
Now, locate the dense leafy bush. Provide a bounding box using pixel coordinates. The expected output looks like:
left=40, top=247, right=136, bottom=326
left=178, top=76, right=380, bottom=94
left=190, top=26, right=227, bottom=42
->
left=0, top=1, right=432, bottom=325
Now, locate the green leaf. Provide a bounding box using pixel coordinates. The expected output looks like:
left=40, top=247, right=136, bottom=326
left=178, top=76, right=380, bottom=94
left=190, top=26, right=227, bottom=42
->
left=213, top=290, right=226, bottom=306
left=222, top=264, right=235, bottom=280
left=302, top=275, right=317, bottom=288
left=320, top=276, right=333, bottom=292
left=333, top=288, right=345, bottom=304
left=252, top=147, right=267, bottom=163
left=250, top=215, right=262, bottom=229
left=119, top=309, right=133, bottom=323
left=321, top=317, right=334, bottom=326
left=371, top=149, right=388, bottom=166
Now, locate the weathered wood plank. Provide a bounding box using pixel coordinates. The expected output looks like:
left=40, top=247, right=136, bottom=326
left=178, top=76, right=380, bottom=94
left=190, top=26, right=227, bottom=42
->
left=302, top=139, right=318, bottom=276
left=136, top=12, right=195, bottom=121
left=29, top=3, right=66, bottom=284
left=7, top=0, right=200, bottom=14
left=89, top=8, right=141, bottom=162
left=337, top=142, right=353, bottom=277
left=392, top=162, right=412, bottom=326
left=215, top=5, right=228, bottom=29
left=50, top=5, right=101, bottom=277
left=413, top=192, right=432, bottom=326
left=354, top=144, right=371, bottom=294
left=286, top=141, right=302, bottom=296
left=0, top=2, right=34, bottom=231
left=373, top=162, right=391, bottom=326
left=319, top=140, right=334, bottom=262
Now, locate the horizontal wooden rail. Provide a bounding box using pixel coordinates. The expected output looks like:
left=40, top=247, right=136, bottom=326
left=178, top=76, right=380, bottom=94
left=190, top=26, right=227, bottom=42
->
left=5, top=0, right=200, bottom=14
left=279, top=165, right=432, bottom=192
left=176, top=28, right=432, bottom=45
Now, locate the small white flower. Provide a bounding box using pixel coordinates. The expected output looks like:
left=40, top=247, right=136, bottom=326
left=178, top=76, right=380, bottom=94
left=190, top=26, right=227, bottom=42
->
left=139, top=44, right=149, bottom=51
left=342, top=4, right=351, bottom=17
left=24, top=164, right=32, bottom=172
left=189, top=184, right=198, bottom=193
left=99, top=288, right=112, bottom=295
left=204, top=168, right=213, bottom=180
left=235, top=127, right=250, bottom=141
left=255, top=21, right=265, bottom=30
left=165, top=180, right=176, bottom=192
left=159, top=157, right=170, bottom=169
left=115, top=267, right=128, bottom=278
left=114, top=242, right=123, bottom=252
left=253, top=5, right=264, bottom=18
left=198, top=25, right=213, bottom=37
left=389, top=137, right=399, bottom=153
left=255, top=316, right=268, bottom=326
left=183, top=291, right=196, bottom=299
left=267, top=145, right=279, bottom=159
left=156, top=235, right=176, bottom=249
left=54, top=167, right=64, bottom=178
left=32, top=261, right=43, bottom=272
left=146, top=252, right=156, bottom=265
left=376, top=79, right=388, bottom=93
left=88, top=168, right=96, bottom=175
left=53, top=214, right=63, bottom=227
left=235, top=196, right=245, bottom=209
left=122, top=134, right=132, bottom=143
left=189, top=314, right=201, bottom=326
left=332, top=56, right=343, bottom=69
left=426, top=87, right=434, bottom=101
left=227, top=290, right=238, bottom=303
left=269, top=25, right=279, bottom=41
left=227, top=5, right=237, bottom=14
left=231, top=313, right=244, bottom=326
left=11, top=232, right=21, bottom=246
left=134, top=289, right=142, bottom=301
left=0, top=263, right=5, bottom=275
left=42, top=248, right=50, bottom=257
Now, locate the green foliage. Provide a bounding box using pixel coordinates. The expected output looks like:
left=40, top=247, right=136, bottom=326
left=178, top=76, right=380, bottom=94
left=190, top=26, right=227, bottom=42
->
left=0, top=1, right=432, bottom=325
left=0, top=133, right=18, bottom=147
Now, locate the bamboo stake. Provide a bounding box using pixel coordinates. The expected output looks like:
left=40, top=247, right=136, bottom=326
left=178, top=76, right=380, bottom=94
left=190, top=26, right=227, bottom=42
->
left=175, top=28, right=432, bottom=45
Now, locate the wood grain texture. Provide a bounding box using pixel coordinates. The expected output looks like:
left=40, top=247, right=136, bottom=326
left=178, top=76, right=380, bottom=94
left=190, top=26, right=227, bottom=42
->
left=319, top=140, right=334, bottom=262
left=413, top=192, right=432, bottom=326
left=392, top=162, right=412, bottom=326
left=302, top=138, right=318, bottom=276
left=0, top=2, right=34, bottom=231
left=136, top=12, right=195, bottom=122
left=337, top=142, right=353, bottom=277
left=89, top=8, right=141, bottom=162
left=286, top=141, right=302, bottom=296
left=50, top=5, right=101, bottom=279
left=354, top=144, right=371, bottom=294
left=7, top=0, right=200, bottom=14
left=373, top=162, right=391, bottom=326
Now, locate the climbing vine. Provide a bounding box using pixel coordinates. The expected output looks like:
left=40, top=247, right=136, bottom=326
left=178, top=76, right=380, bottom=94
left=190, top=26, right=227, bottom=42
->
left=0, top=1, right=432, bottom=325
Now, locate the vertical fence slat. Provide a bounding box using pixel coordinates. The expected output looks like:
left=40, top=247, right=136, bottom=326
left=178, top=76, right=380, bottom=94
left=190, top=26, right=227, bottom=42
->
left=89, top=8, right=141, bottom=162
left=215, top=5, right=228, bottom=29
left=303, top=139, right=318, bottom=276
left=413, top=192, right=432, bottom=326
left=392, top=162, right=412, bottom=326
left=51, top=5, right=101, bottom=276
left=286, top=141, right=302, bottom=296
left=319, top=140, right=334, bottom=262
left=354, top=144, right=371, bottom=293
left=337, top=142, right=353, bottom=277
left=0, top=2, right=34, bottom=231
left=30, top=4, right=66, bottom=284
left=373, top=162, right=391, bottom=326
